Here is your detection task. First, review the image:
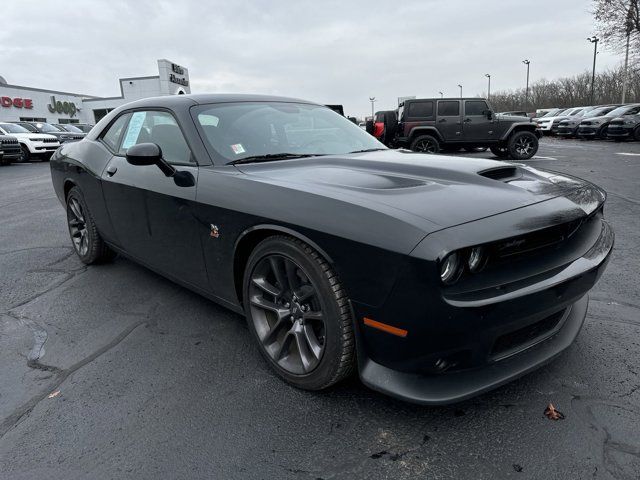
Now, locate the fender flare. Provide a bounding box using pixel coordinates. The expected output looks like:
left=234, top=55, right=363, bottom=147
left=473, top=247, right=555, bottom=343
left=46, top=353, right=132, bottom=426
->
left=500, top=122, right=537, bottom=141
left=408, top=127, right=444, bottom=144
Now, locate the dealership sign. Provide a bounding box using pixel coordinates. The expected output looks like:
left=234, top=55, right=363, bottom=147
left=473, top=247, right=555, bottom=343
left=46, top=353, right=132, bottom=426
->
left=1, top=96, right=33, bottom=109
left=47, top=95, right=77, bottom=117
left=169, top=63, right=189, bottom=87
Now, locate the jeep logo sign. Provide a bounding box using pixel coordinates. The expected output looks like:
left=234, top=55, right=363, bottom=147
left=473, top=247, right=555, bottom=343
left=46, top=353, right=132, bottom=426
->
left=47, top=95, right=77, bottom=117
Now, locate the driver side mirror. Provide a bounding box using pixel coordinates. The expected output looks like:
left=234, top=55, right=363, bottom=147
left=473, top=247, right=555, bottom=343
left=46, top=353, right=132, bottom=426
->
left=485, top=110, right=493, bottom=120
left=126, top=142, right=176, bottom=177
left=125, top=143, right=195, bottom=187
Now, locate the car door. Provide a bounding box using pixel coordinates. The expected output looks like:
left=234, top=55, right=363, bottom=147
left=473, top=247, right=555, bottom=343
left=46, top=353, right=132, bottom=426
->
left=100, top=110, right=207, bottom=289
left=436, top=100, right=462, bottom=141
left=462, top=99, right=494, bottom=141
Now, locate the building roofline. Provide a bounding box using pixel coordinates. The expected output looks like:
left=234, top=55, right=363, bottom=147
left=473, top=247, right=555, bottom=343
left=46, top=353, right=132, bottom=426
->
left=0, top=82, right=99, bottom=98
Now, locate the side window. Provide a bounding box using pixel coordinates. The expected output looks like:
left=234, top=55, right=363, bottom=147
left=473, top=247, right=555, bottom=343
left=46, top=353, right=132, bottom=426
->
left=100, top=113, right=131, bottom=152
left=465, top=101, right=489, bottom=116
left=120, top=111, right=193, bottom=164
left=625, top=106, right=640, bottom=115
left=407, top=101, right=434, bottom=119
left=438, top=101, right=460, bottom=116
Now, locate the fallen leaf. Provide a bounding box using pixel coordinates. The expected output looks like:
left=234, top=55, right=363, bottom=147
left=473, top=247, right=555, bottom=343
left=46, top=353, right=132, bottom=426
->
left=47, top=390, right=60, bottom=399
left=544, top=403, right=565, bottom=420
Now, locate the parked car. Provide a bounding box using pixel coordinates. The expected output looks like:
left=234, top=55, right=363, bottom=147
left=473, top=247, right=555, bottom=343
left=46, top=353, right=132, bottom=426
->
left=557, top=105, right=620, bottom=138
left=50, top=94, right=613, bottom=405
left=534, top=108, right=562, bottom=119
left=0, top=133, right=22, bottom=165
left=536, top=106, right=595, bottom=135
left=12, top=121, right=84, bottom=143
left=606, top=112, right=640, bottom=141
left=53, top=123, right=88, bottom=138
left=0, top=122, right=60, bottom=162
left=369, top=98, right=540, bottom=160
left=577, top=104, right=640, bottom=139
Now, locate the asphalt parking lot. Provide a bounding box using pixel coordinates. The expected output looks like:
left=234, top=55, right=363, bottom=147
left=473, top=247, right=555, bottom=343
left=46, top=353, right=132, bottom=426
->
left=1, top=137, right=639, bottom=480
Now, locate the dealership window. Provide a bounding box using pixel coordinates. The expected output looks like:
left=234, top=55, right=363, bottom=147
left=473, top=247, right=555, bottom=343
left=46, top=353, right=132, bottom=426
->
left=120, top=111, right=192, bottom=164
left=93, top=108, right=115, bottom=123
left=19, top=117, right=47, bottom=122
left=407, top=101, right=434, bottom=119
left=58, top=118, right=80, bottom=124
left=464, top=101, right=489, bottom=116
left=437, top=101, right=460, bottom=117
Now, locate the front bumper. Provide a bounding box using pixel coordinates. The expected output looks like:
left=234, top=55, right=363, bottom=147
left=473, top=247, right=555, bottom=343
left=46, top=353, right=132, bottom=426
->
left=577, top=126, right=602, bottom=137
left=557, top=125, right=577, bottom=137
left=606, top=126, right=632, bottom=138
left=356, top=212, right=613, bottom=405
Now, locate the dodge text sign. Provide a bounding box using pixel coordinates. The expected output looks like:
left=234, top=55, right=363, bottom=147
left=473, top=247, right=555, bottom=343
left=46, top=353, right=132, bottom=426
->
left=1, top=97, right=34, bottom=109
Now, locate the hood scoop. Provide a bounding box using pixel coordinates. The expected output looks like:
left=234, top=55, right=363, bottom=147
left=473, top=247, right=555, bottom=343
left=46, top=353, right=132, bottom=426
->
left=478, top=166, right=521, bottom=182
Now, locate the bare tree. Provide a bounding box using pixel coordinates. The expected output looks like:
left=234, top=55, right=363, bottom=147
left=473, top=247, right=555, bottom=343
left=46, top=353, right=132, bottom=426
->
left=593, top=0, right=640, bottom=56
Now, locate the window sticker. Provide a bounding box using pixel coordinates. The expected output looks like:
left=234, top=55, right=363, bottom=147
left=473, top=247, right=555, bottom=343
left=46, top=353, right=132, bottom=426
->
left=121, top=111, right=147, bottom=149
left=231, top=143, right=246, bottom=154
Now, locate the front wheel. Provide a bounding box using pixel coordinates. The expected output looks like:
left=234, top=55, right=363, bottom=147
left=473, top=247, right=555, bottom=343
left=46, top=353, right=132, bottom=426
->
left=19, top=145, right=31, bottom=163
left=243, top=236, right=355, bottom=391
left=490, top=146, right=510, bottom=158
left=66, top=187, right=116, bottom=264
left=634, top=127, right=640, bottom=141
left=410, top=135, right=440, bottom=153
left=507, top=131, right=538, bottom=160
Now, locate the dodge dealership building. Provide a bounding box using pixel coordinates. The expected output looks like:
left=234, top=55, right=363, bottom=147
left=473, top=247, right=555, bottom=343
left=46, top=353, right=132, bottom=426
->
left=0, top=59, right=190, bottom=125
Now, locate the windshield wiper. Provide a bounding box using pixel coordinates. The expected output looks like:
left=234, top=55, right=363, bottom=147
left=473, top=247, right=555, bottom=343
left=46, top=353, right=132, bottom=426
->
left=347, top=148, right=387, bottom=154
left=229, top=153, right=319, bottom=165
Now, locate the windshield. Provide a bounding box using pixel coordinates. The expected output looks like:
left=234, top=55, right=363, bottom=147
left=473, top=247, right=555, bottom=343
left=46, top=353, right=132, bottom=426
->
left=541, top=109, right=560, bottom=117
left=584, top=106, right=615, bottom=118
left=606, top=105, right=638, bottom=117
left=0, top=123, right=30, bottom=134
left=193, top=102, right=385, bottom=164
left=553, top=108, right=572, bottom=117
left=60, top=124, right=83, bottom=133
left=569, top=108, right=584, bottom=116
left=34, top=122, right=61, bottom=133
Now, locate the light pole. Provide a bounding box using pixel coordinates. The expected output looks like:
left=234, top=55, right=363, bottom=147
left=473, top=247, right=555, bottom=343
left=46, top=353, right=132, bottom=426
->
left=622, top=6, right=634, bottom=103
left=457, top=84, right=462, bottom=98
left=522, top=60, right=530, bottom=111
left=485, top=74, right=491, bottom=100
left=439, top=91, right=443, bottom=98
left=369, top=97, right=376, bottom=120
left=587, top=36, right=599, bottom=105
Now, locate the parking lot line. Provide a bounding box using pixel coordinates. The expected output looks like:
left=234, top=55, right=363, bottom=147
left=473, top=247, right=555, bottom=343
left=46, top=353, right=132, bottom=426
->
left=616, top=152, right=640, bottom=156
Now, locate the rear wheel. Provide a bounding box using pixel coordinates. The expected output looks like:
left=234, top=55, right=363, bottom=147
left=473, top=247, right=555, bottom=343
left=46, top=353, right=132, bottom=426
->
left=507, top=131, right=538, bottom=160
left=490, top=146, right=509, bottom=158
left=243, top=236, right=355, bottom=391
left=410, top=135, right=440, bottom=153
left=66, top=187, right=116, bottom=264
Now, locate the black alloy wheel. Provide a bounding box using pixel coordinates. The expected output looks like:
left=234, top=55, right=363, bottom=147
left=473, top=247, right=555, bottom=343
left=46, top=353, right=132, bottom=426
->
left=507, top=131, right=538, bottom=160
left=410, top=135, right=440, bottom=153
left=244, top=236, right=354, bottom=390
left=66, top=187, right=116, bottom=264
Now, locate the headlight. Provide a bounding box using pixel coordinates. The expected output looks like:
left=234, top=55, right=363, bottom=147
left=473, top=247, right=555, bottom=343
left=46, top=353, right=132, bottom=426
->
left=468, top=247, right=487, bottom=273
left=29, top=137, right=41, bottom=141
left=440, top=253, right=461, bottom=285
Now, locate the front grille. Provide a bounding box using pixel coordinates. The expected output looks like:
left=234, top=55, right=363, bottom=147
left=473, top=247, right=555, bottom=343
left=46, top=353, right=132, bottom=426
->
left=490, top=309, right=566, bottom=360
left=42, top=138, right=57, bottom=143
left=608, top=121, right=623, bottom=127
left=1, top=139, right=19, bottom=145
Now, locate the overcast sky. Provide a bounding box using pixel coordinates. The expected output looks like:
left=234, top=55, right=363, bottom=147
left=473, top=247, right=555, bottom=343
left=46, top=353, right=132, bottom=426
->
left=0, top=0, right=622, bottom=117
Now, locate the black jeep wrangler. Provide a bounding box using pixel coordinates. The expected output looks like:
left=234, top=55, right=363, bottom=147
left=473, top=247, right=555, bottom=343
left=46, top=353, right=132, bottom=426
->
left=369, top=98, right=540, bottom=160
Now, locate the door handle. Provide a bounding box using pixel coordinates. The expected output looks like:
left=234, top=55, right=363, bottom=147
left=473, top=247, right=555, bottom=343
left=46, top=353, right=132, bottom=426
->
left=464, top=118, right=472, bottom=123
left=106, top=165, right=117, bottom=176
left=438, top=119, right=447, bottom=123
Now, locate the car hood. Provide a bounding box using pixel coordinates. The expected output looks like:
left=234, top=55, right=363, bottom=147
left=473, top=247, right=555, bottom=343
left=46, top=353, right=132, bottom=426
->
left=234, top=150, right=594, bottom=229
left=580, top=115, right=612, bottom=124
left=8, top=132, right=58, bottom=141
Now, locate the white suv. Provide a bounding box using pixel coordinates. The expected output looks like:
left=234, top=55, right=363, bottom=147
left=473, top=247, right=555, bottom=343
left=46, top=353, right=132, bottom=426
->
left=0, top=122, right=60, bottom=162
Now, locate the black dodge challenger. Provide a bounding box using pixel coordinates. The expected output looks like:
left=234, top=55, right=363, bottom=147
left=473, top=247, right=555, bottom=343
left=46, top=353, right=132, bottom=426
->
left=50, top=94, right=613, bottom=404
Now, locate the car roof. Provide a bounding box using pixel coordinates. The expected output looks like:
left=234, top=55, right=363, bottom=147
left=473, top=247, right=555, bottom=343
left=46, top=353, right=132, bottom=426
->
left=117, top=93, right=320, bottom=110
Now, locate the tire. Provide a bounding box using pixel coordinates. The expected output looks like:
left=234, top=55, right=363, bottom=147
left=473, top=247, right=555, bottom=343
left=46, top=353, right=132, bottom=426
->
left=410, top=134, right=440, bottom=153
left=507, top=131, right=538, bottom=160
left=464, top=146, right=488, bottom=152
left=634, top=127, right=640, bottom=141
left=19, top=145, right=31, bottom=163
left=66, top=187, right=116, bottom=264
left=243, top=235, right=355, bottom=391
left=490, top=146, right=510, bottom=158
